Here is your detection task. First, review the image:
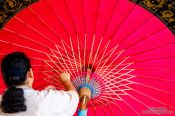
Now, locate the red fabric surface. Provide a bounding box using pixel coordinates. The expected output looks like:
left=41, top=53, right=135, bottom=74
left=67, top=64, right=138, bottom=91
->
left=0, top=0, right=175, bottom=115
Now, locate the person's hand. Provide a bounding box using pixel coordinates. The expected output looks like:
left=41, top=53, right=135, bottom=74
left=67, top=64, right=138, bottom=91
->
left=79, top=87, right=91, bottom=101
left=44, top=86, right=56, bottom=90
left=59, top=72, right=70, bottom=83
left=79, top=87, right=91, bottom=110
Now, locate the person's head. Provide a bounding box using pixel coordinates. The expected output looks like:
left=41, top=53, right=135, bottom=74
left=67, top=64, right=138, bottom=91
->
left=0, top=52, right=34, bottom=113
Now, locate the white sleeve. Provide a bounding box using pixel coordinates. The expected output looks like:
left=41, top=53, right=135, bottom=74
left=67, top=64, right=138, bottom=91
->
left=36, top=89, right=79, bottom=116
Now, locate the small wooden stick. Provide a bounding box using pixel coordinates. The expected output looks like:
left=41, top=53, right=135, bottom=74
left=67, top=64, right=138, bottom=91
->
left=80, top=96, right=88, bottom=110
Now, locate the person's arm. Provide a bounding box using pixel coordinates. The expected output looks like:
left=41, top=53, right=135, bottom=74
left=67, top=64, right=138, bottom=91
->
left=59, top=72, right=77, bottom=93
left=35, top=72, right=79, bottom=115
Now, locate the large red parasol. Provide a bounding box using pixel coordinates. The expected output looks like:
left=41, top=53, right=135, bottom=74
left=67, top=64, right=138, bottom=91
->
left=0, top=0, right=175, bottom=115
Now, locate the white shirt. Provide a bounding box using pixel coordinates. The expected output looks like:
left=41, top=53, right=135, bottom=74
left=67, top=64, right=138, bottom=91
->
left=0, top=87, right=79, bottom=116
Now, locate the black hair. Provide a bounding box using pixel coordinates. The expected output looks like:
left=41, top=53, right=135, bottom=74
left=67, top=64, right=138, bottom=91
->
left=0, top=52, right=31, bottom=113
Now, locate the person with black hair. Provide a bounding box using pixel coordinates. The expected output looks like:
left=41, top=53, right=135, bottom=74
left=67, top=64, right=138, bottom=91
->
left=0, top=52, right=79, bottom=116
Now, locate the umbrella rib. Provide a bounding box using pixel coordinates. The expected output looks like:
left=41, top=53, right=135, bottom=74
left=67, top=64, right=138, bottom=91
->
left=27, top=7, right=66, bottom=40
left=128, top=80, right=175, bottom=96
left=64, top=0, right=83, bottom=36
left=69, top=36, right=79, bottom=76
left=103, top=81, right=133, bottom=90
left=136, top=75, right=175, bottom=84
left=80, top=1, right=89, bottom=70
left=60, top=39, right=77, bottom=76
left=76, top=35, right=83, bottom=75
left=100, top=0, right=119, bottom=37
left=0, top=39, right=55, bottom=58
left=45, top=0, right=76, bottom=38
left=1, top=38, right=76, bottom=76
left=101, top=93, right=126, bottom=98
left=107, top=4, right=137, bottom=40
left=97, top=44, right=124, bottom=62
left=101, top=78, right=122, bottom=99
left=94, top=40, right=111, bottom=70
left=108, top=101, right=126, bottom=116
left=131, top=68, right=175, bottom=71
left=100, top=66, right=134, bottom=77
left=47, top=0, right=84, bottom=50
left=99, top=68, right=133, bottom=71
left=63, top=0, right=87, bottom=73
left=97, top=49, right=125, bottom=75
left=97, top=57, right=130, bottom=78
left=99, top=92, right=137, bottom=116
left=3, top=28, right=53, bottom=50
left=81, top=0, right=86, bottom=33
left=103, top=88, right=130, bottom=93
left=41, top=73, right=60, bottom=84
left=44, top=60, right=60, bottom=75
left=102, top=56, right=175, bottom=73
left=95, top=43, right=122, bottom=62
left=117, top=98, right=141, bottom=116
left=102, top=75, right=135, bottom=87
left=89, top=101, right=98, bottom=116
left=103, top=82, right=130, bottom=93
left=95, top=44, right=119, bottom=66
left=49, top=49, right=71, bottom=71
left=90, top=4, right=136, bottom=71
left=87, top=0, right=119, bottom=71
left=14, top=16, right=55, bottom=44
left=100, top=70, right=135, bottom=83
left=96, top=97, right=128, bottom=115
left=83, top=34, right=87, bottom=72
left=17, top=7, right=80, bottom=59
left=3, top=28, right=66, bottom=60
left=89, top=40, right=112, bottom=82
left=107, top=42, right=174, bottom=69
left=94, top=99, right=108, bottom=116
left=94, top=0, right=101, bottom=34
left=46, top=0, right=85, bottom=52
left=9, top=17, right=77, bottom=62
left=126, top=93, right=161, bottom=115
left=3, top=28, right=72, bottom=61
left=45, top=53, right=62, bottom=72
left=96, top=46, right=120, bottom=72
left=29, top=6, right=84, bottom=55
left=91, top=15, right=164, bottom=80
left=91, top=39, right=111, bottom=66
left=28, top=6, right=80, bottom=53
left=87, top=34, right=95, bottom=68
left=51, top=47, right=80, bottom=65
left=31, top=56, right=79, bottom=66
left=42, top=72, right=62, bottom=86
left=122, top=26, right=168, bottom=52
left=128, top=42, right=174, bottom=57
left=85, top=0, right=101, bottom=70
left=98, top=63, right=132, bottom=68
left=131, top=56, right=175, bottom=63
left=90, top=36, right=103, bottom=69
left=106, top=103, right=117, bottom=116
left=100, top=83, right=128, bottom=114
left=55, top=44, right=73, bottom=76
left=101, top=26, right=167, bottom=65
left=132, top=89, right=175, bottom=110
left=117, top=15, right=154, bottom=45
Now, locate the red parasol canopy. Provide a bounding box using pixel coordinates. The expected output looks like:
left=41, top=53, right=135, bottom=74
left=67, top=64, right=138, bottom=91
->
left=0, top=0, right=175, bottom=115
